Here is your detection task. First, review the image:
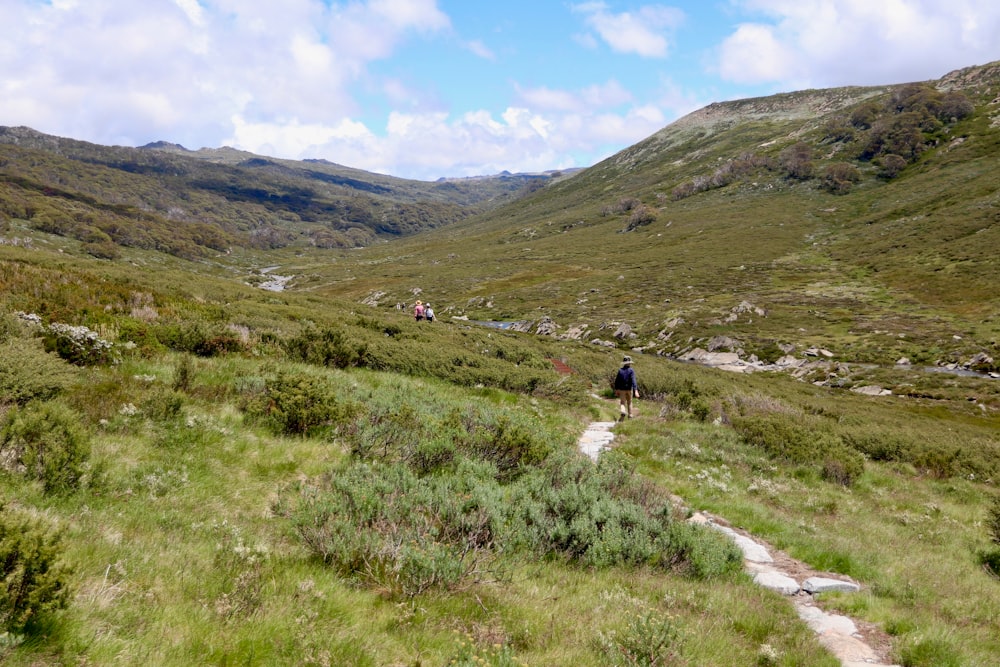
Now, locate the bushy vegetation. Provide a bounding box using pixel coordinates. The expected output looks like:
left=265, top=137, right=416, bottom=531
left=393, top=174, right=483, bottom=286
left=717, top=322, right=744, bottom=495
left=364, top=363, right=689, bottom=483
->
left=241, top=370, right=358, bottom=437
left=0, top=338, right=77, bottom=406
left=0, top=505, right=72, bottom=634
left=283, top=444, right=741, bottom=599
left=1, top=62, right=1000, bottom=665
left=0, top=401, right=90, bottom=494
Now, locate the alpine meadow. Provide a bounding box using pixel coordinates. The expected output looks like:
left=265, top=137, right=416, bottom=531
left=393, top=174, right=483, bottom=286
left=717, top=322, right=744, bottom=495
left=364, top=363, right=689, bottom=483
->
left=2, top=60, right=1000, bottom=666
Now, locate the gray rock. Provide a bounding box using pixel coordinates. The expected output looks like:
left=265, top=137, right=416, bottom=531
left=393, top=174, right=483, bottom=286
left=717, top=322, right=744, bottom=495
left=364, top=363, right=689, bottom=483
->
left=613, top=323, right=632, bottom=339
left=708, top=524, right=773, bottom=563
left=753, top=570, right=800, bottom=595
left=851, top=385, right=892, bottom=396
left=802, top=577, right=861, bottom=594
left=707, top=335, right=740, bottom=352
left=561, top=325, right=588, bottom=340
left=535, top=317, right=558, bottom=336
left=967, top=352, right=994, bottom=367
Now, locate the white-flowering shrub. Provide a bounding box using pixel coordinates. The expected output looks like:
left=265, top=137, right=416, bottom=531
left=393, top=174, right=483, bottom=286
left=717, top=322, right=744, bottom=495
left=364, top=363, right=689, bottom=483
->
left=43, top=322, right=118, bottom=366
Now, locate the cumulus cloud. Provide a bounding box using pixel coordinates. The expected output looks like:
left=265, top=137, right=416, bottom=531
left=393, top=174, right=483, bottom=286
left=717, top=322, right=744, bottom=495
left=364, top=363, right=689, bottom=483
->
left=718, top=0, right=1000, bottom=87
left=572, top=1, right=685, bottom=58
left=0, top=0, right=449, bottom=149
left=2, top=0, right=998, bottom=180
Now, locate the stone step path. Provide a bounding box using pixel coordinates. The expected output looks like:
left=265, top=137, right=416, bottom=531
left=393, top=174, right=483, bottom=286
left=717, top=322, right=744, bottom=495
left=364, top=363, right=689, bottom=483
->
left=577, top=420, right=899, bottom=667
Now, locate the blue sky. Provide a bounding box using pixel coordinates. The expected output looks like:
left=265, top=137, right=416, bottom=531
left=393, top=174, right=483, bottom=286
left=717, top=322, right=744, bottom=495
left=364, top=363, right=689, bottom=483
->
left=3, top=1, right=1000, bottom=180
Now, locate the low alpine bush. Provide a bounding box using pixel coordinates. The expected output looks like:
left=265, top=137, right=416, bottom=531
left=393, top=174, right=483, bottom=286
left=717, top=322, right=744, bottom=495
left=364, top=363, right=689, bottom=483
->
left=0, top=401, right=90, bottom=494
left=241, top=371, right=356, bottom=437
left=0, top=338, right=78, bottom=406
left=0, top=504, right=72, bottom=634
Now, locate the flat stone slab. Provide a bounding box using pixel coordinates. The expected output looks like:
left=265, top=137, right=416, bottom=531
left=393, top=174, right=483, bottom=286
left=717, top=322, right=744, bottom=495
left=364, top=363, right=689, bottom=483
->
left=803, top=576, right=861, bottom=594
left=753, top=570, right=800, bottom=595
left=708, top=523, right=773, bottom=563
left=578, top=422, right=616, bottom=460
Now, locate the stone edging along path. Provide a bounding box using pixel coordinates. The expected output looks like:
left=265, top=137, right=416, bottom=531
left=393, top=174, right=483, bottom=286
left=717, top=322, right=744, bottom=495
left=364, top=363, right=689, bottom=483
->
left=578, top=420, right=899, bottom=667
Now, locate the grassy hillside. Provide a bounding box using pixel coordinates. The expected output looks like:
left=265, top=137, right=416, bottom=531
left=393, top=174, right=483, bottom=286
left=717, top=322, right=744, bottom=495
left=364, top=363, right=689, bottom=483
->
left=1, top=232, right=999, bottom=665
left=286, top=62, right=1000, bottom=381
left=0, top=126, right=559, bottom=259
left=2, top=62, right=1000, bottom=666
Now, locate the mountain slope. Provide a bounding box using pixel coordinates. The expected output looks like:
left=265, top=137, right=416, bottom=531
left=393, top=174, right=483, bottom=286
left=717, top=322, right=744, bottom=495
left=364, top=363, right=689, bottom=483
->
left=0, top=126, right=560, bottom=258
left=299, top=62, right=1000, bottom=371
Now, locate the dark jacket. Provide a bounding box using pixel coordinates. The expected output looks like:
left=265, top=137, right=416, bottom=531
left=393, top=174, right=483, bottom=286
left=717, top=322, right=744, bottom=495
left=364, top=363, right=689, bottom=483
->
left=614, top=366, right=637, bottom=391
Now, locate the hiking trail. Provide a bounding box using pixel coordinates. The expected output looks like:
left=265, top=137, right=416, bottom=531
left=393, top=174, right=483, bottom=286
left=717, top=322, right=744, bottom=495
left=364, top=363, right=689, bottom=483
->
left=577, top=418, right=899, bottom=667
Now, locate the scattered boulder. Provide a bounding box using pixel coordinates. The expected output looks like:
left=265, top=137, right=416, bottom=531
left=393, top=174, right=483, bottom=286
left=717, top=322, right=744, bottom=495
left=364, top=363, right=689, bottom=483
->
left=851, top=385, right=892, bottom=396
left=560, top=324, right=589, bottom=340
left=895, top=357, right=911, bottom=366
left=752, top=570, right=801, bottom=595
left=707, top=335, right=740, bottom=352
left=966, top=352, right=994, bottom=369
left=613, top=323, right=633, bottom=339
left=535, top=317, right=559, bottom=336
left=508, top=321, right=534, bottom=333
left=360, top=291, right=386, bottom=307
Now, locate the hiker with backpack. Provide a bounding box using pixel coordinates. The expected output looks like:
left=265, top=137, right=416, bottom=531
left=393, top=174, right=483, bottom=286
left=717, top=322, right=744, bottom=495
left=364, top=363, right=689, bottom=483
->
left=424, top=303, right=435, bottom=322
left=414, top=300, right=424, bottom=321
left=613, top=355, right=639, bottom=420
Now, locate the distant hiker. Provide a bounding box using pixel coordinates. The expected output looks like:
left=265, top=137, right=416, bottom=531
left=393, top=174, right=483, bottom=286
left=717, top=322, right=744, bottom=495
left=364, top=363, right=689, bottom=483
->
left=613, top=355, right=639, bottom=420
left=414, top=300, right=424, bottom=321
left=424, top=303, right=435, bottom=322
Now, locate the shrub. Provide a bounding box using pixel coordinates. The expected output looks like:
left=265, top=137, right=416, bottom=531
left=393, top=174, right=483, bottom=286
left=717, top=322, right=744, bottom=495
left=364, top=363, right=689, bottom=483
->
left=595, top=610, right=682, bottom=666
left=877, top=154, right=908, bottom=179
left=152, top=321, right=245, bottom=357
left=986, top=496, right=1000, bottom=546
left=0, top=402, right=91, bottom=493
left=980, top=547, right=1000, bottom=579
left=624, top=205, right=658, bottom=232
left=0, top=506, right=72, bottom=634
left=172, top=354, right=194, bottom=393
left=284, top=325, right=365, bottom=368
left=42, top=322, right=118, bottom=366
left=732, top=414, right=864, bottom=486
left=510, top=452, right=742, bottom=575
left=780, top=142, right=814, bottom=180
left=450, top=408, right=552, bottom=481
left=241, top=372, right=355, bottom=437
left=0, top=338, right=78, bottom=406
left=821, top=163, right=862, bottom=194
left=283, top=461, right=502, bottom=598
left=346, top=401, right=426, bottom=465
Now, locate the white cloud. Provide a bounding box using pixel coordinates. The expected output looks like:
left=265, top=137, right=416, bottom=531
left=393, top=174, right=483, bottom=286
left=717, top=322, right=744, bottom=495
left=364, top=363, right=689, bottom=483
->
left=573, top=2, right=685, bottom=58
left=717, top=23, right=796, bottom=84
left=719, top=0, right=1000, bottom=87
left=4, top=0, right=997, bottom=181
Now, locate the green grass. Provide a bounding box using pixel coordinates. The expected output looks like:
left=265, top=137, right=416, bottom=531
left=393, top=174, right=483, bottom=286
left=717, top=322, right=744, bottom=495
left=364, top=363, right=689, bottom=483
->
left=3, top=63, right=1000, bottom=665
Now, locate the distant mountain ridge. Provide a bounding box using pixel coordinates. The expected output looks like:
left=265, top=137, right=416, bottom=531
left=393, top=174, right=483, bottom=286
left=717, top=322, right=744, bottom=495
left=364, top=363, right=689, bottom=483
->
left=0, top=125, right=564, bottom=259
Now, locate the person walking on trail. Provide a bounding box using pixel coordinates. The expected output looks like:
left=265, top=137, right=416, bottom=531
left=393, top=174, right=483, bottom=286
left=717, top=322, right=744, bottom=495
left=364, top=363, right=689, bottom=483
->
left=613, top=355, right=639, bottom=420
left=424, top=303, right=435, bottom=322
left=414, top=300, right=424, bottom=321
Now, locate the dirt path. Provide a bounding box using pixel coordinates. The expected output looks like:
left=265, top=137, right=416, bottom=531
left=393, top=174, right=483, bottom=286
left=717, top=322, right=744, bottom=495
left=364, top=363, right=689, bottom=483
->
left=577, top=418, right=899, bottom=667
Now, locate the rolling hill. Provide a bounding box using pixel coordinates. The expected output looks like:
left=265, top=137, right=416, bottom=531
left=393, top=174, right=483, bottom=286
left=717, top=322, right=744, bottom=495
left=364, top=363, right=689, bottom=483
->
left=0, top=125, right=564, bottom=259
left=288, top=61, right=1000, bottom=375
left=2, top=62, right=1000, bottom=667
